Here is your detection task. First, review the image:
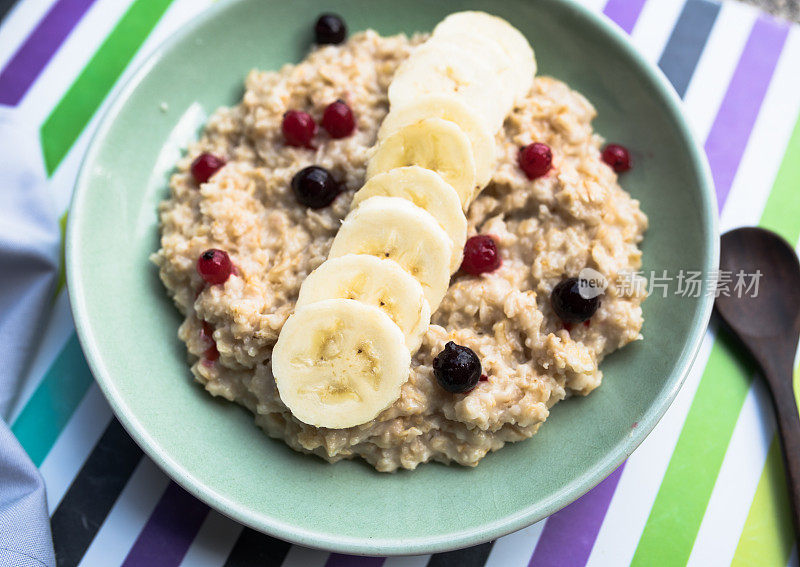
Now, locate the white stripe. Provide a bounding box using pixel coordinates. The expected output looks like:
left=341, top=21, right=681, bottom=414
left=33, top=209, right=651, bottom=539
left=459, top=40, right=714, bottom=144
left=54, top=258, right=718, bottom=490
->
left=9, top=288, right=73, bottom=422
left=691, top=242, right=800, bottom=565
left=280, top=546, right=329, bottom=567
left=687, top=377, right=775, bottom=567
left=629, top=0, right=686, bottom=63
left=720, top=26, right=800, bottom=230
left=42, top=0, right=213, bottom=215
left=382, top=555, right=431, bottom=567
left=589, top=43, right=787, bottom=556
left=19, top=0, right=211, bottom=120
left=17, top=0, right=135, bottom=117
left=78, top=458, right=169, bottom=567
left=39, top=384, right=112, bottom=513
left=586, top=328, right=716, bottom=567
left=178, top=510, right=243, bottom=567
left=590, top=14, right=792, bottom=558
left=682, top=1, right=755, bottom=143
left=686, top=35, right=800, bottom=559
left=587, top=5, right=752, bottom=566
left=484, top=520, right=545, bottom=567
left=685, top=34, right=800, bottom=559
left=0, top=0, right=55, bottom=69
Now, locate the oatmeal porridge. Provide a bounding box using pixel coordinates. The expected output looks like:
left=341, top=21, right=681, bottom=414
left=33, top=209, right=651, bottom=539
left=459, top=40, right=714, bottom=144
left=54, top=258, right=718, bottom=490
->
left=153, top=18, right=647, bottom=472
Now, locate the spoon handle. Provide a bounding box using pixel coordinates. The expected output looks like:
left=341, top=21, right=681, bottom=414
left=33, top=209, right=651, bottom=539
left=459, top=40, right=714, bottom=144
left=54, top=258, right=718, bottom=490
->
left=763, top=356, right=800, bottom=543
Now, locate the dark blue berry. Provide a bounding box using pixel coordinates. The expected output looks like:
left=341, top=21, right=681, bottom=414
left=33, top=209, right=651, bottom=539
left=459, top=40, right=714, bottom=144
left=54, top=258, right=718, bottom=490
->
left=291, top=166, right=340, bottom=208
left=315, top=14, right=347, bottom=45
left=433, top=342, right=482, bottom=393
left=551, top=277, right=601, bottom=323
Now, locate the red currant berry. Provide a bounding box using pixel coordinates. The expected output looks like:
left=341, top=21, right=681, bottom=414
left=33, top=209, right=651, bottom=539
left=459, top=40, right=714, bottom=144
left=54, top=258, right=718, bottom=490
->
left=460, top=235, right=501, bottom=275
left=321, top=100, right=355, bottom=138
left=200, top=321, right=219, bottom=363
left=518, top=143, right=552, bottom=179
left=204, top=343, right=220, bottom=362
left=282, top=110, right=317, bottom=148
left=197, top=249, right=233, bottom=286
left=602, top=144, right=632, bottom=172
left=191, top=153, right=226, bottom=184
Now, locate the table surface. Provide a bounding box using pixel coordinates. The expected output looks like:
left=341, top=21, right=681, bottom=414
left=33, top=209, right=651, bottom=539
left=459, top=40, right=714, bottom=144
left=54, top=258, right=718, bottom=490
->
left=1, top=0, right=799, bottom=566
left=745, top=0, right=800, bottom=22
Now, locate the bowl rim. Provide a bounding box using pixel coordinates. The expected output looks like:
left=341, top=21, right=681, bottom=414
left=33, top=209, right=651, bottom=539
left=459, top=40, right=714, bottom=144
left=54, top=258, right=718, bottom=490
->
left=66, top=0, right=719, bottom=555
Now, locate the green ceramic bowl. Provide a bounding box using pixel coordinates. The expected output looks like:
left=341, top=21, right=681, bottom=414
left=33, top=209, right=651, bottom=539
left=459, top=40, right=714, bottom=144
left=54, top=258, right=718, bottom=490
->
left=67, top=0, right=717, bottom=555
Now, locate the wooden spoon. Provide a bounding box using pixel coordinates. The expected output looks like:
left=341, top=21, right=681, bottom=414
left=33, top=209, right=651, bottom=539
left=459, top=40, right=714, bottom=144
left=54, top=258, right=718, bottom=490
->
left=715, top=227, right=800, bottom=542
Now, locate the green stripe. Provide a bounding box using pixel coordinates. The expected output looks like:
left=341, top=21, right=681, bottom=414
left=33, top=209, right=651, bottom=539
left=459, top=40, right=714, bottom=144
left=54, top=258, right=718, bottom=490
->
left=630, top=334, right=755, bottom=566
left=730, top=116, right=800, bottom=565
left=632, top=109, right=800, bottom=565
left=11, top=334, right=94, bottom=466
left=760, top=102, right=800, bottom=410
left=39, top=0, right=174, bottom=175
left=56, top=211, right=68, bottom=297
left=731, top=440, right=794, bottom=567
left=759, top=115, right=800, bottom=246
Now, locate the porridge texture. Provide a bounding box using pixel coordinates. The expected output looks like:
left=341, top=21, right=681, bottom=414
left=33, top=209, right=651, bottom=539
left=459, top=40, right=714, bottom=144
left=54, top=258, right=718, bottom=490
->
left=153, top=31, right=648, bottom=472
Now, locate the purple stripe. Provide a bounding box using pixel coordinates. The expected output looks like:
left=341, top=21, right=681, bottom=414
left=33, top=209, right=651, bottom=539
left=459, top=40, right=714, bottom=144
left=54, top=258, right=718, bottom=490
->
left=325, top=554, right=385, bottom=567
left=0, top=0, right=96, bottom=106
left=603, top=0, right=648, bottom=34
left=704, top=15, right=789, bottom=210
left=528, top=466, right=625, bottom=567
left=121, top=482, right=210, bottom=567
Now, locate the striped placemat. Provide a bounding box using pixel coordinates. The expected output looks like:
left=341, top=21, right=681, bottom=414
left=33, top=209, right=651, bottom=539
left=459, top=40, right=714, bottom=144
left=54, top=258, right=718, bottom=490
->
left=1, top=0, right=799, bottom=565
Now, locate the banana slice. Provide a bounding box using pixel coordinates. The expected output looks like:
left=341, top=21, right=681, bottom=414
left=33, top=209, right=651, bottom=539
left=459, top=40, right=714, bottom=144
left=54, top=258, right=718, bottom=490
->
left=425, top=33, right=518, bottom=121
left=296, top=254, right=431, bottom=352
left=388, top=40, right=509, bottom=133
left=328, top=196, right=453, bottom=310
left=352, top=166, right=466, bottom=268
left=433, top=11, right=536, bottom=102
left=366, top=118, right=476, bottom=209
left=272, top=299, right=411, bottom=429
left=378, top=95, right=496, bottom=188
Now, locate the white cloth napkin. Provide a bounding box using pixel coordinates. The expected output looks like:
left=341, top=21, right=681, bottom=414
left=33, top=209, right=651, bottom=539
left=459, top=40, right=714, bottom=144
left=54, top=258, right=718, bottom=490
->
left=0, top=110, right=58, bottom=567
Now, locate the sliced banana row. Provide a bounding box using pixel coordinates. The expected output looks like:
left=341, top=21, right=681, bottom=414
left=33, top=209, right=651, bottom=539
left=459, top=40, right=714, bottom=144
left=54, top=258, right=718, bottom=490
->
left=272, top=12, right=535, bottom=429
left=372, top=11, right=536, bottom=205
left=390, top=11, right=536, bottom=134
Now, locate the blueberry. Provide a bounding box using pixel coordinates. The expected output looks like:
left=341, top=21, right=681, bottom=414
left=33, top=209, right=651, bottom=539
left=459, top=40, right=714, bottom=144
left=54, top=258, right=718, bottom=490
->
left=314, top=13, right=347, bottom=45
left=550, top=277, right=601, bottom=323
left=291, top=166, right=341, bottom=208
left=433, top=342, right=482, bottom=393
